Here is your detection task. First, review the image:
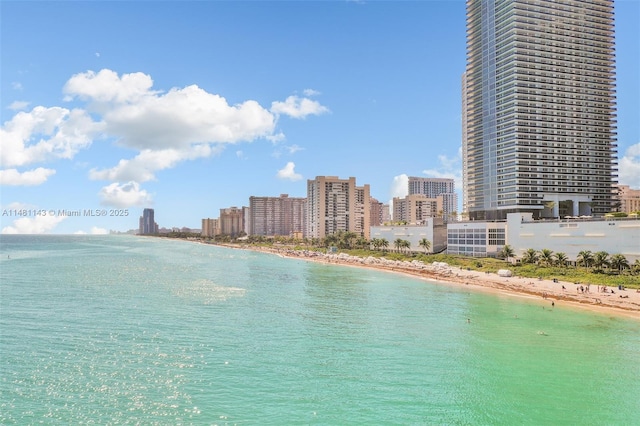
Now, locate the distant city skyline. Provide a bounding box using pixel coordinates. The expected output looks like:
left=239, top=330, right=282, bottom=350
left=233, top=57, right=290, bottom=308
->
left=1, top=1, right=638, bottom=234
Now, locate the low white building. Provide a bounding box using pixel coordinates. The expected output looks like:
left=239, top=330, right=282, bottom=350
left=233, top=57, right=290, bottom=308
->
left=446, top=221, right=507, bottom=257
left=370, top=218, right=446, bottom=253
left=506, top=213, right=640, bottom=262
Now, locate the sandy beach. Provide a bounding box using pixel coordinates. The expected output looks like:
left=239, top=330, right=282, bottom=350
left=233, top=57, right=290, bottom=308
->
left=228, top=244, right=640, bottom=320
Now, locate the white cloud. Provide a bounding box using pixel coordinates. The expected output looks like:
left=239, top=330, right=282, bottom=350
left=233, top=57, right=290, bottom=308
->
left=276, top=162, right=303, bottom=181
left=390, top=174, right=409, bottom=200
left=2, top=215, right=66, bottom=234
left=64, top=70, right=275, bottom=150
left=12, top=82, right=23, bottom=90
left=421, top=152, right=463, bottom=191
left=303, top=89, right=321, bottom=96
left=2, top=68, right=328, bottom=194
left=618, top=143, right=640, bottom=188
left=0, top=167, right=56, bottom=186
left=95, top=52, right=101, bottom=58
left=271, top=95, right=330, bottom=119
left=286, top=144, right=303, bottom=154
left=63, top=68, right=156, bottom=106
left=98, top=181, right=152, bottom=207
left=8, top=101, right=30, bottom=111
left=0, top=106, right=102, bottom=168
left=90, top=144, right=220, bottom=182
left=75, top=226, right=108, bottom=235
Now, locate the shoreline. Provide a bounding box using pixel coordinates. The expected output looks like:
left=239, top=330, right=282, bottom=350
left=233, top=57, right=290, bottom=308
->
left=219, top=243, right=640, bottom=320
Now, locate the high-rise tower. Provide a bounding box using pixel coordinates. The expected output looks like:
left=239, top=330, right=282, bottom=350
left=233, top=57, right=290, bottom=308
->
left=463, top=0, right=617, bottom=220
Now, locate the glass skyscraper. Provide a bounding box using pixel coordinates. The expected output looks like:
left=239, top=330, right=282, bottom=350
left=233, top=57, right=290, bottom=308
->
left=462, top=0, right=618, bottom=220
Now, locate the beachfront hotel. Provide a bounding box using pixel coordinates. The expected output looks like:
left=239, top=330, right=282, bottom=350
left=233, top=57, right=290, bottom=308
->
left=306, top=176, right=371, bottom=240
left=462, top=0, right=618, bottom=221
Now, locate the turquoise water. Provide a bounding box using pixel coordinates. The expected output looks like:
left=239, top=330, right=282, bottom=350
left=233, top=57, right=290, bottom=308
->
left=1, top=235, right=639, bottom=424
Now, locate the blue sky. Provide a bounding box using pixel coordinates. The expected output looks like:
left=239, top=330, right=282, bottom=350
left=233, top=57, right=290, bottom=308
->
left=1, top=0, right=638, bottom=234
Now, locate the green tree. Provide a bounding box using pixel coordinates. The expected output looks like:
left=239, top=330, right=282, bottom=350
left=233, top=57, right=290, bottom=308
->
left=539, top=249, right=554, bottom=267
left=577, top=250, right=594, bottom=268
left=501, top=245, right=515, bottom=262
left=418, top=238, right=431, bottom=254
left=380, top=238, right=389, bottom=253
left=521, top=248, right=539, bottom=264
left=609, top=254, right=629, bottom=274
left=554, top=252, right=568, bottom=267
left=342, top=231, right=357, bottom=249
left=592, top=251, right=610, bottom=271
left=324, top=233, right=339, bottom=248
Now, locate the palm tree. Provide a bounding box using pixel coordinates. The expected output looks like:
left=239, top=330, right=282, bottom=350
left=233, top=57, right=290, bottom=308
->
left=356, top=236, right=369, bottom=250
left=592, top=251, right=610, bottom=271
left=521, top=248, right=539, bottom=265
left=632, top=259, right=640, bottom=275
left=380, top=238, right=389, bottom=253
left=418, top=238, right=431, bottom=254
left=577, top=250, right=594, bottom=268
left=402, top=239, right=411, bottom=253
left=609, top=254, right=629, bottom=274
left=554, top=252, right=569, bottom=268
left=501, top=245, right=515, bottom=262
left=324, top=233, right=339, bottom=249
left=539, top=249, right=554, bottom=267
left=342, top=231, right=357, bottom=249
left=394, top=238, right=404, bottom=253
left=370, top=238, right=381, bottom=251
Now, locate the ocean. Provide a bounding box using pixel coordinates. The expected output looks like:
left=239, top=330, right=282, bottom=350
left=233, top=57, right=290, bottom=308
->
left=1, top=235, right=639, bottom=424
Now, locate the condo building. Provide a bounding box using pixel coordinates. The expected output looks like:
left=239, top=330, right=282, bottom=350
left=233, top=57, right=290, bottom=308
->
left=408, top=177, right=458, bottom=222
left=219, top=207, right=244, bottom=237
left=369, top=197, right=389, bottom=227
left=201, top=218, right=220, bottom=238
left=617, top=185, right=640, bottom=215
left=463, top=0, right=618, bottom=220
left=248, top=194, right=307, bottom=237
left=139, top=208, right=158, bottom=235
left=393, top=194, right=439, bottom=224
left=306, top=176, right=371, bottom=239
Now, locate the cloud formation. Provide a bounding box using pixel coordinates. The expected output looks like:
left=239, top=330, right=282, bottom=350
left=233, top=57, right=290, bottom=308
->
left=1, top=106, right=101, bottom=168
left=1, top=69, right=328, bottom=207
left=0, top=167, right=56, bottom=186
left=271, top=95, right=330, bottom=119
left=8, top=101, right=30, bottom=111
left=618, top=143, right=640, bottom=188
left=421, top=151, right=463, bottom=191
left=1, top=215, right=66, bottom=234
left=98, top=181, right=152, bottom=207
left=276, top=162, right=303, bottom=181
